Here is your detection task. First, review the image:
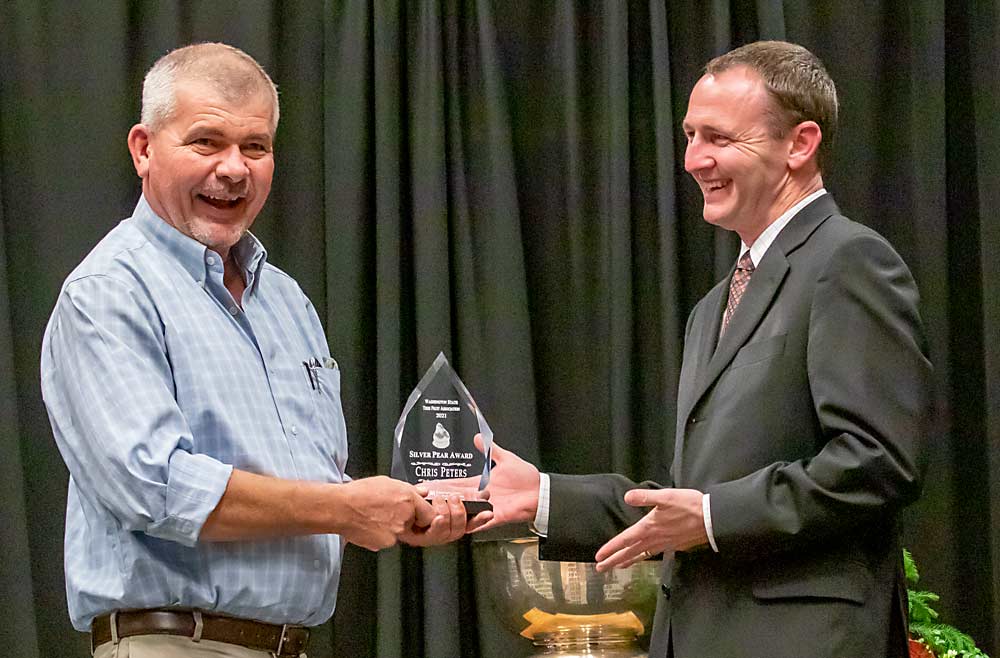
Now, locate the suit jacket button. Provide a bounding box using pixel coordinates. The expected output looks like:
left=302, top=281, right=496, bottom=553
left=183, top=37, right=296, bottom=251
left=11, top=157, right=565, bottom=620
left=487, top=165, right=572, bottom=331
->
left=661, top=584, right=671, bottom=599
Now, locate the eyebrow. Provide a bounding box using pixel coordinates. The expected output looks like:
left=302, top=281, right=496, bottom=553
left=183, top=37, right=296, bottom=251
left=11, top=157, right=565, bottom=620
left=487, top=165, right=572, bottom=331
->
left=243, top=134, right=273, bottom=145
left=682, top=121, right=729, bottom=135
left=185, top=127, right=273, bottom=144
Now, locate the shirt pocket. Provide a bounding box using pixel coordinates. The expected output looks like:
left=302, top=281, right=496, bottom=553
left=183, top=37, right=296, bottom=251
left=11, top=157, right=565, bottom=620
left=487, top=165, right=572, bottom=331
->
left=309, top=365, right=348, bottom=474
left=313, top=363, right=341, bottom=398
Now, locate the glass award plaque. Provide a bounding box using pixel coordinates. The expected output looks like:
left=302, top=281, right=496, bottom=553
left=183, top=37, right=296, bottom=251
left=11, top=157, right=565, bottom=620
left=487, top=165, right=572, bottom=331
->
left=392, top=352, right=493, bottom=514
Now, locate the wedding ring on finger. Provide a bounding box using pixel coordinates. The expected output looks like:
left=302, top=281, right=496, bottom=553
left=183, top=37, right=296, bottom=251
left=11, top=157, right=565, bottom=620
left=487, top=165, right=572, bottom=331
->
left=640, top=549, right=653, bottom=560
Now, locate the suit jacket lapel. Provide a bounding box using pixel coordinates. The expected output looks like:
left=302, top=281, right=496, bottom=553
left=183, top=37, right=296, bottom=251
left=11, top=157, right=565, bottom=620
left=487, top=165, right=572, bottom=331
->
left=673, top=279, right=728, bottom=482
left=697, top=252, right=789, bottom=394
left=677, top=280, right=726, bottom=424
left=701, top=280, right=728, bottom=369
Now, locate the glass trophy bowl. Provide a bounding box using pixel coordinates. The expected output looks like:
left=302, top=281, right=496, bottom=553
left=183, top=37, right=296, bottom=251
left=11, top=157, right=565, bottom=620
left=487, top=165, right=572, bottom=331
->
left=474, top=535, right=660, bottom=657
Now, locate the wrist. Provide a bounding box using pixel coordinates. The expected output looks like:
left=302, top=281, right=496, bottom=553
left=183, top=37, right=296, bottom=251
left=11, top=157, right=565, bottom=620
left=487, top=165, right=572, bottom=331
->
left=523, top=470, right=543, bottom=524
left=322, top=481, right=352, bottom=535
left=528, top=476, right=541, bottom=517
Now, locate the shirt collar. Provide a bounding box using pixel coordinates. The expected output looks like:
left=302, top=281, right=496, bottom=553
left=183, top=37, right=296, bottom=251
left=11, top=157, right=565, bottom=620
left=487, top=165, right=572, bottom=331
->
left=741, top=188, right=827, bottom=266
left=131, top=195, right=268, bottom=286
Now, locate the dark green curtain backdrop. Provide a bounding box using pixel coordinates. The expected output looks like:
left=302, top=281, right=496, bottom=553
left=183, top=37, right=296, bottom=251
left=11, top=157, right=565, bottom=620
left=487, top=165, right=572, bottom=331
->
left=1, top=1, right=996, bottom=657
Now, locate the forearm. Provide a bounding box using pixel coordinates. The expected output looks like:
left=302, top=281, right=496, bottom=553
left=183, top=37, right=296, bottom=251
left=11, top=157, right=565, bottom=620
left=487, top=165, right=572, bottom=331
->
left=200, top=470, right=435, bottom=551
left=200, top=469, right=344, bottom=541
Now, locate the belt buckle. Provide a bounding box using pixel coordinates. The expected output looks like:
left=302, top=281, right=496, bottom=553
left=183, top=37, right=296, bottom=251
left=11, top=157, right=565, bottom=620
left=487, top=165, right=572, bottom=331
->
left=273, top=624, right=290, bottom=657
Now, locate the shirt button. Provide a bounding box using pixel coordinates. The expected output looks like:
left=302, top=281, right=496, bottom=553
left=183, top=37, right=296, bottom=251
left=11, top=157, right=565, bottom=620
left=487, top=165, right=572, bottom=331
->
left=229, top=307, right=238, bottom=315
left=290, top=425, right=298, bottom=435
left=206, top=256, right=215, bottom=266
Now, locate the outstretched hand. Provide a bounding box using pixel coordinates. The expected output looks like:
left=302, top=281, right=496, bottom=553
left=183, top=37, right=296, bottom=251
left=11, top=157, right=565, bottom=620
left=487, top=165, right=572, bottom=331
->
left=466, top=435, right=541, bottom=533
left=594, top=488, right=707, bottom=571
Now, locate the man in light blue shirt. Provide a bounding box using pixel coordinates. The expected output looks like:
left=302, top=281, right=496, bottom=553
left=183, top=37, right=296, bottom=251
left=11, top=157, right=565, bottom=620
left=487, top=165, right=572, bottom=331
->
left=41, top=42, right=474, bottom=658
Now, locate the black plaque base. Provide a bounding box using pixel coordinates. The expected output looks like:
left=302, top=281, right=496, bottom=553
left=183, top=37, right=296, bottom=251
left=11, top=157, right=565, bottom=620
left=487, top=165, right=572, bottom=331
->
left=461, top=499, right=493, bottom=515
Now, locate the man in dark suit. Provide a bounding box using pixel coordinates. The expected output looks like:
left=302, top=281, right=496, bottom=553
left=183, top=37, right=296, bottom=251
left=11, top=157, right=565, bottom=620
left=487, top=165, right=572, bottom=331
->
left=476, top=41, right=932, bottom=658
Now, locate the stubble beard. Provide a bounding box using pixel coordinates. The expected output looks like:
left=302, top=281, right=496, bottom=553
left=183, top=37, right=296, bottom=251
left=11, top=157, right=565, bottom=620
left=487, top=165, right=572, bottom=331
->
left=187, top=217, right=250, bottom=256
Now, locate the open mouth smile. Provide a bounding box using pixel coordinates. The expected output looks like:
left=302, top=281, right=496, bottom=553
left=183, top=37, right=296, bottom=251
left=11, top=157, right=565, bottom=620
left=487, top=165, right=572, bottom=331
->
left=197, top=193, right=245, bottom=210
left=702, top=180, right=729, bottom=194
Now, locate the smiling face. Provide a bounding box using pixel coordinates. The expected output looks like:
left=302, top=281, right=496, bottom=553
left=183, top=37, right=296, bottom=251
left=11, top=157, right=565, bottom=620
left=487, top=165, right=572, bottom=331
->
left=127, top=79, right=275, bottom=257
left=683, top=67, right=799, bottom=244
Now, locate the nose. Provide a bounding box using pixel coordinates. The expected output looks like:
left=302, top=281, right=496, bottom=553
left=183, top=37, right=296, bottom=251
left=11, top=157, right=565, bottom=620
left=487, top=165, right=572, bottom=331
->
left=215, top=145, right=249, bottom=182
left=684, top=138, right=712, bottom=175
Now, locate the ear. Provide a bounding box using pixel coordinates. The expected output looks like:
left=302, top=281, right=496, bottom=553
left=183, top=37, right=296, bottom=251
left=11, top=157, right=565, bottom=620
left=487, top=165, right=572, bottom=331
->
left=127, top=124, right=153, bottom=178
left=786, top=121, right=822, bottom=171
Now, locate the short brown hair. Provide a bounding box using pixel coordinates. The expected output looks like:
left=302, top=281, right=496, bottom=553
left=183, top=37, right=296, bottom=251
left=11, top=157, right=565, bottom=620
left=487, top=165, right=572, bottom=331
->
left=141, top=42, right=279, bottom=135
left=706, top=41, right=838, bottom=170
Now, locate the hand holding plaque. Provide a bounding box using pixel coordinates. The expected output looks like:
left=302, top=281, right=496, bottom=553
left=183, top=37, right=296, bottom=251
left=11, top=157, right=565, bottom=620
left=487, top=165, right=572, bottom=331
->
left=392, top=353, right=493, bottom=514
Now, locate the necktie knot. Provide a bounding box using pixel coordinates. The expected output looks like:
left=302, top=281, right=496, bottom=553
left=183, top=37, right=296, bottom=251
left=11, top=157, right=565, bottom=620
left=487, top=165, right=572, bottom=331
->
left=721, top=253, right=755, bottom=336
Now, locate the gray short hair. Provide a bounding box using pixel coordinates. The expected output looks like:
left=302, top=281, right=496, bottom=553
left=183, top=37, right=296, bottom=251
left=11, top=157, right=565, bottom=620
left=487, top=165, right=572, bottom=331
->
left=141, top=42, right=279, bottom=135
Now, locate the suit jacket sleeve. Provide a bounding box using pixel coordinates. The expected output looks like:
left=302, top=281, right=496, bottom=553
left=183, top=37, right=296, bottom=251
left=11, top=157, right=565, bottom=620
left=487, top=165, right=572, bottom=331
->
left=706, top=232, right=932, bottom=559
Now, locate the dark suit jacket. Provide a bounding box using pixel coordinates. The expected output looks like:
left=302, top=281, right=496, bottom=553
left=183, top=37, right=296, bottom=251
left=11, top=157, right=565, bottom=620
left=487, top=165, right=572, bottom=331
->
left=540, top=195, right=932, bottom=658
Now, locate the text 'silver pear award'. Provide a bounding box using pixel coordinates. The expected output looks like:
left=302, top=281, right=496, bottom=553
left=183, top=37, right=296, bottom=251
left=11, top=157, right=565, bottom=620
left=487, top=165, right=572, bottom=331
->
left=392, top=353, right=493, bottom=513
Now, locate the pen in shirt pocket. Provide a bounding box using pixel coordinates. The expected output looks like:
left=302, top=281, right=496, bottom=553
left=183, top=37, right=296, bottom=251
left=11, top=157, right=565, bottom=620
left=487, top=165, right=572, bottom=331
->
left=302, top=360, right=319, bottom=390
left=302, top=357, right=337, bottom=391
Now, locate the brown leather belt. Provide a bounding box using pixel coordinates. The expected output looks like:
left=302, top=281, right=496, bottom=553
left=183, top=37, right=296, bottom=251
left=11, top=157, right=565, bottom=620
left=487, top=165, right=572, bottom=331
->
left=90, top=609, right=310, bottom=656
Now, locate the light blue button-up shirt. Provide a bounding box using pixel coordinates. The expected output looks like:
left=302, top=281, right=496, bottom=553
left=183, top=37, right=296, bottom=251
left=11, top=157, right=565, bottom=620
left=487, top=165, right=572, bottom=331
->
left=41, top=197, right=349, bottom=631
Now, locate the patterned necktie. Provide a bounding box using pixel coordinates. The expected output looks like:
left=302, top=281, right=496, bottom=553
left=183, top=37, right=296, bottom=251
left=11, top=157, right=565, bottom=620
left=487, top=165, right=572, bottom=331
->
left=721, top=252, right=755, bottom=336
